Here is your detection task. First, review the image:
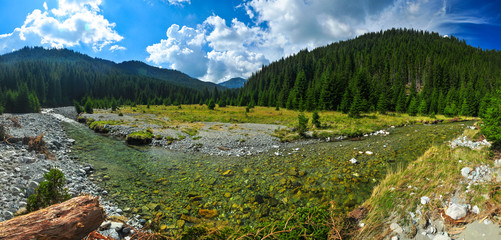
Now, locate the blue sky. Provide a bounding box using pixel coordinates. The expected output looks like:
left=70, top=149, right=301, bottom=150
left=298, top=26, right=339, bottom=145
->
left=1, top=0, right=500, bottom=83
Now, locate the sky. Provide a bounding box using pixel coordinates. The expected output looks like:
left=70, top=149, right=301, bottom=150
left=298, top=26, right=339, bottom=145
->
left=0, top=0, right=500, bottom=83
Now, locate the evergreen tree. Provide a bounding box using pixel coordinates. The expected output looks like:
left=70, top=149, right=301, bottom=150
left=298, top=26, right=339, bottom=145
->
left=84, top=97, right=93, bottom=114
left=418, top=99, right=427, bottom=116
left=376, top=92, right=388, bottom=114
left=208, top=99, right=216, bottom=110
left=407, top=97, right=418, bottom=116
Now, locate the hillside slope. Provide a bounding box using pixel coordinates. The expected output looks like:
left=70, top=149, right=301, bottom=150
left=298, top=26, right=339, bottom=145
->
left=237, top=29, right=501, bottom=117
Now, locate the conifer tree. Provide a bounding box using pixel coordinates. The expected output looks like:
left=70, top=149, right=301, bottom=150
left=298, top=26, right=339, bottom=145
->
left=407, top=97, right=418, bottom=116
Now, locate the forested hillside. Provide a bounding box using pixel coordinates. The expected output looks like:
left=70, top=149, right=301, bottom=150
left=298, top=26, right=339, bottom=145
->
left=236, top=29, right=501, bottom=117
left=0, top=47, right=228, bottom=113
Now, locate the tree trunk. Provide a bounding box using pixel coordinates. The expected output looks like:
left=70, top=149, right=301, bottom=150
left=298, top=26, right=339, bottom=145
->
left=0, top=195, right=105, bottom=240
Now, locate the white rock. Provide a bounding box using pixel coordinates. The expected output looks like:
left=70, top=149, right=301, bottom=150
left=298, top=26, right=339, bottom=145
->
left=461, top=167, right=471, bottom=178
left=433, top=233, right=451, bottom=240
left=365, top=151, right=374, bottom=155
left=349, top=158, right=358, bottom=164
left=446, top=204, right=467, bottom=220
left=472, top=205, right=480, bottom=214
left=390, top=222, right=403, bottom=234
left=421, top=196, right=430, bottom=205
left=391, top=236, right=399, bottom=240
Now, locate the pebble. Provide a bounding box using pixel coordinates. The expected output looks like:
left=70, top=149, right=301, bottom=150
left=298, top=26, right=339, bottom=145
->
left=349, top=158, right=358, bottom=164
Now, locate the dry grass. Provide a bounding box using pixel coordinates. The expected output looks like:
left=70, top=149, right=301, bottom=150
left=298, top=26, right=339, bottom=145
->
left=356, top=129, right=493, bottom=239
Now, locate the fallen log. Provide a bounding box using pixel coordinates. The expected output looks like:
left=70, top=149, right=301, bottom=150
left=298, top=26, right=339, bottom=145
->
left=0, top=195, right=105, bottom=240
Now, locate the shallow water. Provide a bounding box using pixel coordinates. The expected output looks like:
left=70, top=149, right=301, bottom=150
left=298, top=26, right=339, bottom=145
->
left=62, top=121, right=472, bottom=229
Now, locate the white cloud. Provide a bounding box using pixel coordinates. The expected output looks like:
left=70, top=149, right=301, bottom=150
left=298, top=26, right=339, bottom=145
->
left=146, top=24, right=208, bottom=78
left=110, top=45, right=126, bottom=52
left=0, top=0, right=122, bottom=53
left=164, top=0, right=190, bottom=6
left=147, top=0, right=487, bottom=83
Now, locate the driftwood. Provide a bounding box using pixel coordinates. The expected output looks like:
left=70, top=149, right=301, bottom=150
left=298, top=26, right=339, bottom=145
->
left=0, top=195, right=105, bottom=240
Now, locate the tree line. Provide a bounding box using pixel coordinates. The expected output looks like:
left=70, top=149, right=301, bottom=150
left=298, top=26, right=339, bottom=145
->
left=234, top=28, right=501, bottom=117
left=0, top=47, right=237, bottom=114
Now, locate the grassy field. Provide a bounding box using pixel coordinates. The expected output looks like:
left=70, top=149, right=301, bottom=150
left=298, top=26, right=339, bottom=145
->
left=114, top=105, right=476, bottom=140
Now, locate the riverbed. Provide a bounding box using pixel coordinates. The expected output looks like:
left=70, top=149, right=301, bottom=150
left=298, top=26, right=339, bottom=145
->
left=62, top=117, right=473, bottom=230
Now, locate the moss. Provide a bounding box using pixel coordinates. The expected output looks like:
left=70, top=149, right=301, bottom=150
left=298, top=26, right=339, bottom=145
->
left=126, top=129, right=154, bottom=145
left=89, top=120, right=120, bottom=133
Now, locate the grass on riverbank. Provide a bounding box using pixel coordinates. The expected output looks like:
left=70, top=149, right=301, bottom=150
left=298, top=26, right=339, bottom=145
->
left=356, top=128, right=498, bottom=239
left=112, top=105, right=476, bottom=140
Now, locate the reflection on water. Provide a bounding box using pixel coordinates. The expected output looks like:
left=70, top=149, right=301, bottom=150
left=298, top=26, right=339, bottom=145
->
left=62, top=121, right=471, bottom=228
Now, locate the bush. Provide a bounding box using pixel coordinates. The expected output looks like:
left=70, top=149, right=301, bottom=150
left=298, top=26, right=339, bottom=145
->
left=27, top=168, right=70, bottom=212
left=0, top=125, right=5, bottom=141
left=482, top=90, right=501, bottom=146
left=296, top=113, right=309, bottom=136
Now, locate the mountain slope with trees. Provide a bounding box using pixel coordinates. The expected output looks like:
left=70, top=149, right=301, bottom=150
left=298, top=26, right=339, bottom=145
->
left=0, top=47, right=229, bottom=113
left=236, top=28, right=501, bottom=117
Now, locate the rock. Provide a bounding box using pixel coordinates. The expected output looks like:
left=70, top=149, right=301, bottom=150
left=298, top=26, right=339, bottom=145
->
left=461, top=167, right=471, bottom=178
left=176, top=219, right=185, bottom=228
left=432, top=233, right=451, bottom=240
left=122, top=227, right=131, bottom=235
left=446, top=204, right=468, bottom=220
left=390, top=222, right=403, bottom=234
left=221, top=170, right=234, bottom=176
left=198, top=209, right=218, bottom=218
left=420, top=196, right=430, bottom=205
left=147, top=203, right=161, bottom=211
left=110, top=222, right=124, bottom=231
left=14, top=207, right=28, bottom=216
left=100, top=221, right=111, bottom=230
left=365, top=151, right=374, bottom=155
left=391, top=236, right=399, bottom=240
left=472, top=205, right=480, bottom=214
left=349, top=158, right=358, bottom=164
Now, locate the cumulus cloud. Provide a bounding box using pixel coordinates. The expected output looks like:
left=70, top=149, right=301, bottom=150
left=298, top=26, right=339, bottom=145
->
left=0, top=0, right=122, bottom=53
left=146, top=24, right=208, bottom=78
left=146, top=0, right=487, bottom=83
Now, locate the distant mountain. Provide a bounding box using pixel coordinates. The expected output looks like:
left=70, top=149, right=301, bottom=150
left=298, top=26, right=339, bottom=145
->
left=0, top=47, right=231, bottom=110
left=118, top=61, right=225, bottom=91
left=218, top=77, right=247, bottom=89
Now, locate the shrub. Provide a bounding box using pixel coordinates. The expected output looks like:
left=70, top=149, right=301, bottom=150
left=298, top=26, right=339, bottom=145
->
left=27, top=168, right=70, bottom=212
left=0, top=125, right=5, bottom=141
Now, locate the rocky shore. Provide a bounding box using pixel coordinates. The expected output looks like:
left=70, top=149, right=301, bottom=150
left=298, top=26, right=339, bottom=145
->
left=0, top=109, right=139, bottom=238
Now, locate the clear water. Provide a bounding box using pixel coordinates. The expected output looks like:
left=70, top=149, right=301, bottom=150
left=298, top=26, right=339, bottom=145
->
left=62, top=121, right=471, bottom=228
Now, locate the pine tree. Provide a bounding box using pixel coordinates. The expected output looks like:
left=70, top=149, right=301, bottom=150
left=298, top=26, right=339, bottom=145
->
left=376, top=92, right=388, bottom=114
left=84, top=97, right=93, bottom=114
left=418, top=99, right=427, bottom=116
left=208, top=99, right=216, bottom=110
left=407, top=97, right=418, bottom=116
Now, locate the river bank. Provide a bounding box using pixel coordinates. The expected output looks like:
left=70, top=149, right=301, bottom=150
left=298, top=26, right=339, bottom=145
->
left=0, top=109, right=140, bottom=238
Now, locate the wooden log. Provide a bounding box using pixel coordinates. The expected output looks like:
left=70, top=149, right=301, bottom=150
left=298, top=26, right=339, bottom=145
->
left=0, top=195, right=105, bottom=240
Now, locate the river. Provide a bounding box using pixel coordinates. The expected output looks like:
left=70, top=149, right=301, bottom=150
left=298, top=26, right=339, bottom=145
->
left=61, top=120, right=471, bottom=229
